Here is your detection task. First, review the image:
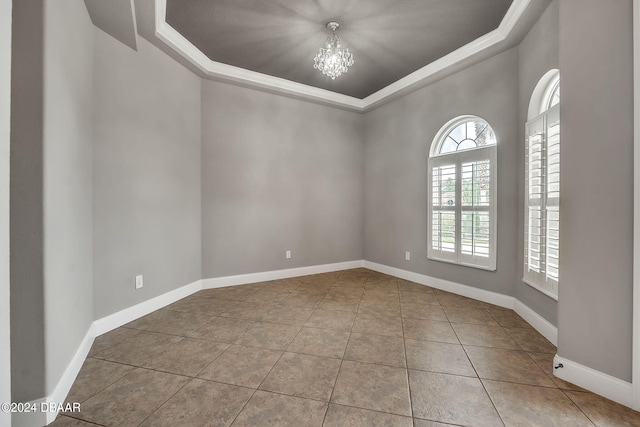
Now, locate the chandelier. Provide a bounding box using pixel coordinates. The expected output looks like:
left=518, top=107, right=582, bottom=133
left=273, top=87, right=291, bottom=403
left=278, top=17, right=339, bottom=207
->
left=313, top=21, right=354, bottom=79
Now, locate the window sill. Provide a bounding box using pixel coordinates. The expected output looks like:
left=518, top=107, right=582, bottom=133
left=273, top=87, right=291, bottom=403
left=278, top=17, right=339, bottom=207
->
left=428, top=255, right=496, bottom=272
left=522, top=278, right=558, bottom=301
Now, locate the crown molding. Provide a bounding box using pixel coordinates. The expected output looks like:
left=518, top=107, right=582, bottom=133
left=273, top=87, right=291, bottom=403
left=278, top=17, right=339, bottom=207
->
left=154, top=0, right=533, bottom=112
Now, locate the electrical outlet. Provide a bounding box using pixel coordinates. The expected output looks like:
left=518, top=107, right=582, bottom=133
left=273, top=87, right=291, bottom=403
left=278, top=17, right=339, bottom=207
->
left=135, top=274, right=143, bottom=289
left=285, top=250, right=291, bottom=259
left=405, top=251, right=411, bottom=261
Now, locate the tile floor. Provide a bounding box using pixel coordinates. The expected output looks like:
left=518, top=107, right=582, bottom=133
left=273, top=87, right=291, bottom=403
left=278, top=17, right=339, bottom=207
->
left=52, top=269, right=640, bottom=426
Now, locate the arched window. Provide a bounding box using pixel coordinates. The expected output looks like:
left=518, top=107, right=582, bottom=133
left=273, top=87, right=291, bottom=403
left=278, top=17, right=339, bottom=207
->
left=524, top=70, right=560, bottom=298
left=428, top=116, right=497, bottom=270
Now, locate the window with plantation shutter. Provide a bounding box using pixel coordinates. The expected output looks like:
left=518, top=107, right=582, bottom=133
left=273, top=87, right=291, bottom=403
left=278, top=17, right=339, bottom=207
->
left=428, top=116, right=497, bottom=270
left=524, top=72, right=560, bottom=298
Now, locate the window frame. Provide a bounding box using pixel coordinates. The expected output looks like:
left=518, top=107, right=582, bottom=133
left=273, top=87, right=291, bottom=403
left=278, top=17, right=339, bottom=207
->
left=523, top=71, right=560, bottom=299
left=428, top=116, right=497, bottom=271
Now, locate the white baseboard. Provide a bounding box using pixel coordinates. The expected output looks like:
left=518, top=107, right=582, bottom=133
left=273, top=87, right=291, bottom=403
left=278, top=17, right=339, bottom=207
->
left=201, top=260, right=365, bottom=289
left=364, top=261, right=558, bottom=346
left=363, top=261, right=515, bottom=309
left=513, top=299, right=558, bottom=346
left=45, top=328, right=95, bottom=425
left=554, top=355, right=634, bottom=408
left=92, top=279, right=202, bottom=336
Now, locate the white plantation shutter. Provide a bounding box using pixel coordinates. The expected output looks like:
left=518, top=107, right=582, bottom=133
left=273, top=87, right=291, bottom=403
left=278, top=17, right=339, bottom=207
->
left=524, top=103, right=559, bottom=297
left=428, top=145, right=496, bottom=270
left=545, top=105, right=560, bottom=288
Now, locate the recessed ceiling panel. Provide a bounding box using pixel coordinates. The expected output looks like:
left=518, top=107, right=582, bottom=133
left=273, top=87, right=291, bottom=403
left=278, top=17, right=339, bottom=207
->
left=166, top=0, right=513, bottom=99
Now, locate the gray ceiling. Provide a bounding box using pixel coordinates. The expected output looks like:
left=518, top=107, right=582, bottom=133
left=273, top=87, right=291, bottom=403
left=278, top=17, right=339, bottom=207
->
left=165, top=0, right=514, bottom=99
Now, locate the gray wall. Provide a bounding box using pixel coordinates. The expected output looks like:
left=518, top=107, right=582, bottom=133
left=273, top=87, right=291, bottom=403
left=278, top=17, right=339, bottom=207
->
left=93, top=30, right=202, bottom=318
left=10, top=0, right=45, bottom=403
left=42, top=0, right=95, bottom=394
left=201, top=80, right=364, bottom=278
left=0, top=0, right=12, bottom=420
left=558, top=0, right=634, bottom=382
left=515, top=0, right=559, bottom=325
left=363, top=48, right=520, bottom=297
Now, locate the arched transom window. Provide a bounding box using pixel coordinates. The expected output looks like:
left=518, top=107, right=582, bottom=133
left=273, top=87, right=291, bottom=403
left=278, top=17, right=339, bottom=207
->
left=428, top=116, right=497, bottom=270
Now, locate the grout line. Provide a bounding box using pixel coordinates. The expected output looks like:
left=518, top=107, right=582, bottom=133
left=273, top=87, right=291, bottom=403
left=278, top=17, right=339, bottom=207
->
left=399, top=279, right=415, bottom=420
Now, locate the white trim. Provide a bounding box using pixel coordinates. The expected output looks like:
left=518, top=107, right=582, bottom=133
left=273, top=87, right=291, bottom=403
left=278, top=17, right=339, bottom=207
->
left=363, top=261, right=514, bottom=309
left=513, top=298, right=557, bottom=345
left=363, top=261, right=559, bottom=346
left=633, top=0, right=640, bottom=411
left=554, top=355, right=634, bottom=409
left=202, top=261, right=364, bottom=289
left=92, top=279, right=202, bottom=336
left=522, top=277, right=559, bottom=301
left=153, top=0, right=533, bottom=112
left=45, top=332, right=95, bottom=424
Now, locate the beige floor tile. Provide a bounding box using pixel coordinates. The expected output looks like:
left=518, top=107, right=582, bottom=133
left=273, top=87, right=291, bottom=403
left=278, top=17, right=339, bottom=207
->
left=451, top=323, right=520, bottom=349
left=197, top=286, right=258, bottom=301
left=140, top=379, right=253, bottom=427
left=244, top=289, right=292, bottom=304
left=400, top=303, right=448, bottom=321
left=287, top=327, right=350, bottom=358
left=503, top=325, right=557, bottom=353
left=397, top=280, right=434, bottom=293
left=565, top=390, right=640, bottom=427
left=405, top=339, right=475, bottom=377
left=399, top=291, right=440, bottom=305
left=49, top=416, right=99, bottom=426
left=305, top=309, right=355, bottom=331
left=483, top=379, right=594, bottom=426
left=235, top=322, right=301, bottom=350
left=197, top=344, right=282, bottom=388
left=402, top=318, right=459, bottom=344
left=261, top=305, right=314, bottom=326
left=487, top=308, right=531, bottom=328
left=331, top=360, right=412, bottom=416
left=185, top=316, right=255, bottom=343
left=409, top=370, right=502, bottom=426
left=142, top=338, right=229, bottom=376
left=344, top=332, right=406, bottom=367
left=325, top=287, right=365, bottom=299
left=259, top=352, right=341, bottom=401
left=464, top=346, right=555, bottom=387
left=443, top=306, right=500, bottom=326
left=278, top=292, right=325, bottom=308
left=352, top=313, right=403, bottom=337
left=92, top=330, right=182, bottom=366
left=219, top=301, right=275, bottom=320
left=317, top=296, right=361, bottom=313
left=65, top=358, right=135, bottom=404
left=358, top=299, right=401, bottom=317
left=413, top=419, right=458, bottom=427
left=87, top=327, right=138, bottom=357
left=323, top=404, right=413, bottom=427
left=527, top=352, right=586, bottom=391
left=74, top=368, right=189, bottom=427
left=142, top=310, right=216, bottom=336
left=122, top=309, right=177, bottom=331
left=231, top=390, right=327, bottom=427
left=63, top=270, right=640, bottom=427
left=434, top=292, right=484, bottom=308
left=173, top=297, right=238, bottom=316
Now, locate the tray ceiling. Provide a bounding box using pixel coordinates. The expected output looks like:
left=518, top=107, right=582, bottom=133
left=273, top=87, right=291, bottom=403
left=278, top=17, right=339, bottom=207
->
left=165, top=0, right=514, bottom=99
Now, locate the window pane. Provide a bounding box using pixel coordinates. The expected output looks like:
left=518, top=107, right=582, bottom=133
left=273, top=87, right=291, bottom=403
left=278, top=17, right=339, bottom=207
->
left=432, top=210, right=456, bottom=253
